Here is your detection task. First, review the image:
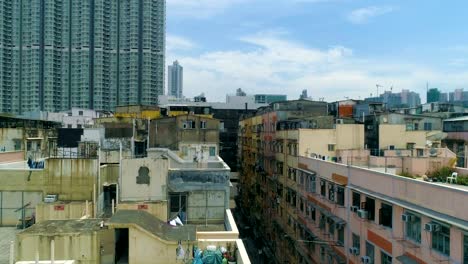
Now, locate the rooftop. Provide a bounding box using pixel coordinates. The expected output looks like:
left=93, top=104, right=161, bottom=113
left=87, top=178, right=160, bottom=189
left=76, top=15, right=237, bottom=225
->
left=107, top=210, right=197, bottom=241
left=443, top=115, right=468, bottom=122
left=17, top=219, right=103, bottom=236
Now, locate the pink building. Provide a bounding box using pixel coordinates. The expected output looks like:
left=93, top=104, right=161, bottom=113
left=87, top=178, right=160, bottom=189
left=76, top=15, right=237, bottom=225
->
left=295, top=156, right=468, bottom=264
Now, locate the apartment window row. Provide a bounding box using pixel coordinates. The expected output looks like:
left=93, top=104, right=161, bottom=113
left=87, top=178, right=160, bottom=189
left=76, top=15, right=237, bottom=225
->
left=287, top=142, right=298, bottom=156
left=182, top=120, right=208, bottom=129
left=350, top=191, right=391, bottom=228
left=352, top=191, right=463, bottom=259
left=298, top=169, right=316, bottom=193
left=353, top=234, right=391, bottom=264
left=319, top=179, right=345, bottom=206
left=288, top=167, right=297, bottom=181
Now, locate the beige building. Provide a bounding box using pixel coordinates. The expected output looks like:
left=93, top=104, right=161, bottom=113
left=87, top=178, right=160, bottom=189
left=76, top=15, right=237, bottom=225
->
left=379, top=124, right=443, bottom=150
left=14, top=210, right=250, bottom=264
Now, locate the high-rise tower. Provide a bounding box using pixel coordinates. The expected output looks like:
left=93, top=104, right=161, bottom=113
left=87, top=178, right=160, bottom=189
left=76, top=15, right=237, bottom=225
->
left=0, top=0, right=165, bottom=114
left=168, top=60, right=183, bottom=99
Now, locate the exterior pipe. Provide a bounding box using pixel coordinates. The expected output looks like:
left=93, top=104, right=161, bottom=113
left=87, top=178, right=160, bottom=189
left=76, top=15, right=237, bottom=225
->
left=51, top=240, right=55, bottom=264
left=9, top=241, right=14, bottom=264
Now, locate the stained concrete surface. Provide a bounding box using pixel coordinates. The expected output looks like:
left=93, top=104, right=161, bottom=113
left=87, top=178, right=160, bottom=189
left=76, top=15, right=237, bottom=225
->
left=0, top=227, right=19, bottom=264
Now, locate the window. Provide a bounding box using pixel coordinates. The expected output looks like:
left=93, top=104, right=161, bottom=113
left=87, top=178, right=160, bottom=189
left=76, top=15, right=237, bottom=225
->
left=464, top=235, right=468, bottom=264
left=432, top=222, right=450, bottom=256
left=200, top=121, right=207, bottom=129
left=381, top=251, right=392, bottom=264
left=67, top=124, right=72, bottom=128
left=365, top=197, right=376, bottom=221
left=13, top=139, right=21, bottom=151
left=352, top=233, right=360, bottom=254
left=78, top=110, right=83, bottom=116
left=328, top=220, right=335, bottom=238
left=414, top=123, right=419, bottom=130
left=319, top=215, right=326, bottom=230
left=209, top=147, right=216, bottom=157
left=67, top=112, right=72, bottom=116
left=169, top=193, right=187, bottom=220
left=407, top=143, right=415, bottom=150
left=311, top=206, right=316, bottom=221
left=365, top=241, right=375, bottom=263
left=328, top=144, right=335, bottom=151
left=77, top=124, right=82, bottom=129
left=299, top=198, right=304, bottom=213
left=336, top=186, right=345, bottom=206
left=136, top=166, right=150, bottom=185
left=424, top=122, right=432, bottom=131
left=379, top=203, right=393, bottom=228
left=352, top=192, right=361, bottom=208
left=328, top=183, right=335, bottom=201
left=320, top=180, right=326, bottom=196
left=308, top=174, right=316, bottom=193
left=219, top=121, right=225, bottom=131
left=405, top=213, right=421, bottom=243
left=183, top=120, right=195, bottom=129
left=337, top=227, right=344, bottom=245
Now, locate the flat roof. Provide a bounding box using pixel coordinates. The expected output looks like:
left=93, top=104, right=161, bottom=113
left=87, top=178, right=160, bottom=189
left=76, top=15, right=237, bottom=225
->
left=443, top=116, right=468, bottom=122
left=18, top=219, right=103, bottom=236
left=108, top=210, right=197, bottom=241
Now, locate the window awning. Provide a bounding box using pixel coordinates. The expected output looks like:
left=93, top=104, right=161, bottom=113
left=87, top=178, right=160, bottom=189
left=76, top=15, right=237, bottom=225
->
left=396, top=255, right=419, bottom=264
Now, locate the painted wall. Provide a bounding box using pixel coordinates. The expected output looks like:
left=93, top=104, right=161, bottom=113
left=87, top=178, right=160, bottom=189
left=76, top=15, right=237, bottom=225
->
left=35, top=202, right=93, bottom=222
left=16, top=230, right=113, bottom=264
left=117, top=202, right=168, bottom=221
left=121, top=157, right=168, bottom=201
left=0, top=158, right=98, bottom=201
left=0, top=151, right=24, bottom=163
left=298, top=124, right=364, bottom=158
left=379, top=124, right=429, bottom=149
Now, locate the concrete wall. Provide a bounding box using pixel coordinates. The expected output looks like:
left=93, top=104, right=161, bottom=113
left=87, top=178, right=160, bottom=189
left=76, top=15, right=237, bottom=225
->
left=121, top=157, right=168, bottom=201
left=0, top=128, right=23, bottom=152
left=117, top=201, right=168, bottom=221
left=298, top=124, right=364, bottom=158
left=35, top=202, right=93, bottom=222
left=0, top=151, right=24, bottom=163
left=16, top=230, right=113, bottom=264
left=0, top=191, right=42, bottom=226
left=100, top=164, right=119, bottom=185
left=128, top=227, right=178, bottom=264
left=0, top=159, right=98, bottom=201
left=379, top=124, right=428, bottom=149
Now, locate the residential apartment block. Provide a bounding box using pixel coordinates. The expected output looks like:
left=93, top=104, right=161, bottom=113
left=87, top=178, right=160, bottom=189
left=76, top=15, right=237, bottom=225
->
left=0, top=0, right=165, bottom=114
left=238, top=100, right=466, bottom=264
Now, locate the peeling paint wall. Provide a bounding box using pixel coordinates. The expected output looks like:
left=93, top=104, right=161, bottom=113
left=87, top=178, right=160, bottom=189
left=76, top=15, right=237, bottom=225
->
left=121, top=158, right=168, bottom=201
left=16, top=229, right=113, bottom=264
left=35, top=202, right=94, bottom=222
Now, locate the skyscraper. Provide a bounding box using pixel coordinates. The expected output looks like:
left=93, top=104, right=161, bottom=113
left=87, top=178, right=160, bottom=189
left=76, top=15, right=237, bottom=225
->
left=168, top=60, right=183, bottom=98
left=0, top=0, right=165, bottom=114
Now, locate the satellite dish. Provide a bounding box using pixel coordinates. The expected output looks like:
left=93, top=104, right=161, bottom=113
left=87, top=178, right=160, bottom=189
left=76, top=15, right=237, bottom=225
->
left=429, top=148, right=438, bottom=157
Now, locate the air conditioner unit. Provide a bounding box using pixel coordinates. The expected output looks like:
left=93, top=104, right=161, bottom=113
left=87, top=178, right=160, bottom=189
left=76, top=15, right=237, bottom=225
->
left=350, top=206, right=359, bottom=212
left=361, top=256, right=371, bottom=264
left=336, top=119, right=344, bottom=124
left=401, top=214, right=414, bottom=222
left=348, top=247, right=359, bottom=256
left=357, top=209, right=368, bottom=219
left=424, top=223, right=440, bottom=233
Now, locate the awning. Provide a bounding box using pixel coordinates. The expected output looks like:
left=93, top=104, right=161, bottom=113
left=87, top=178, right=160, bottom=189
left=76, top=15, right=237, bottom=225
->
left=396, top=255, right=419, bottom=264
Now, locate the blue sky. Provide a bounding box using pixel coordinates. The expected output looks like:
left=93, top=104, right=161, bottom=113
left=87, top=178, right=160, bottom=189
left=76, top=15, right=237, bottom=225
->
left=166, top=0, right=468, bottom=102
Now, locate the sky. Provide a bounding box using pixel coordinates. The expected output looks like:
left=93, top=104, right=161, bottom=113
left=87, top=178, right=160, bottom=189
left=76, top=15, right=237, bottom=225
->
left=166, top=0, right=468, bottom=103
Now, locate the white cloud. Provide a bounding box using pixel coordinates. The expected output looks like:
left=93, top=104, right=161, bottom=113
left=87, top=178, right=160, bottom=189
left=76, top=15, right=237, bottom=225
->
left=167, top=35, right=196, bottom=52
left=347, top=6, right=395, bottom=24
left=168, top=31, right=468, bottom=102
left=168, top=0, right=246, bottom=19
